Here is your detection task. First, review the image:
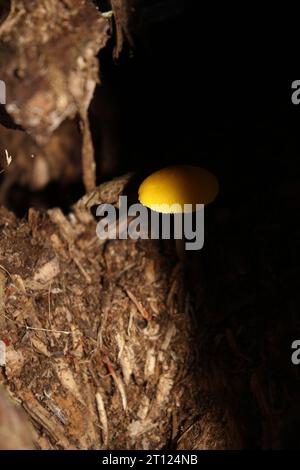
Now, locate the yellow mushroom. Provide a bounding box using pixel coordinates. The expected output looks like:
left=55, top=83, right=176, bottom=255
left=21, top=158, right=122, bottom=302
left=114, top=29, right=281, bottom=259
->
left=138, top=165, right=219, bottom=259
left=138, top=165, right=219, bottom=213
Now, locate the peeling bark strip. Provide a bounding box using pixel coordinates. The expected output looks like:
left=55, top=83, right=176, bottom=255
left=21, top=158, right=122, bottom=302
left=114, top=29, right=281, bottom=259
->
left=80, top=110, right=96, bottom=192
left=111, top=0, right=137, bottom=58
left=0, top=0, right=110, bottom=190
left=110, top=0, right=186, bottom=58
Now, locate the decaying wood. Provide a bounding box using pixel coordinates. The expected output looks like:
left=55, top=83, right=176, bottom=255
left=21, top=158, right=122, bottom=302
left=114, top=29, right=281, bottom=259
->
left=0, top=176, right=230, bottom=449
left=75, top=172, right=133, bottom=210
left=0, top=0, right=109, bottom=141
left=0, top=0, right=110, bottom=190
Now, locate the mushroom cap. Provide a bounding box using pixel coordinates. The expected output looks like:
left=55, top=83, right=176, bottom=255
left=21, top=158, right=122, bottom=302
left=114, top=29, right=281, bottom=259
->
left=138, top=165, right=219, bottom=213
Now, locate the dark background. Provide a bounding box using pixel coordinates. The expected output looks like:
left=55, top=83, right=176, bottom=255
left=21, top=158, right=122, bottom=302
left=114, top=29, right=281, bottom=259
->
left=93, top=2, right=299, bottom=211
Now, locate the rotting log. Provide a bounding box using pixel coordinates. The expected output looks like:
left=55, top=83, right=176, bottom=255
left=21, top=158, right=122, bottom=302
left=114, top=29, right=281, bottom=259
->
left=0, top=175, right=231, bottom=450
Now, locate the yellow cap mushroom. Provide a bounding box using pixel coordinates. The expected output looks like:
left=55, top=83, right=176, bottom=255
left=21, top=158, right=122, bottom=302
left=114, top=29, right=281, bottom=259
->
left=138, top=165, right=219, bottom=213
